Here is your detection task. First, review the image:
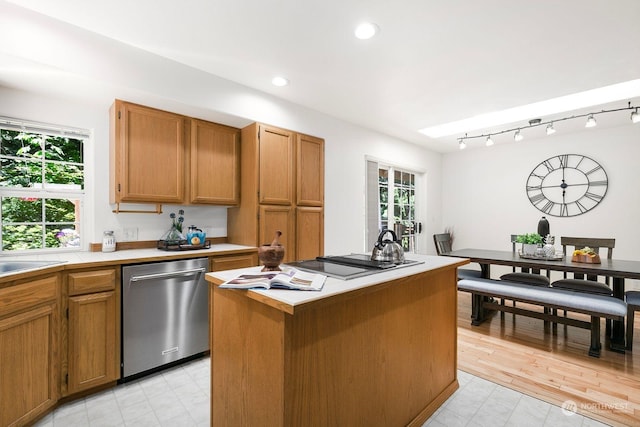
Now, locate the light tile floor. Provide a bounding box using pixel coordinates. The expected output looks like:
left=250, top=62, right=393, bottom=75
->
left=35, top=357, right=611, bottom=427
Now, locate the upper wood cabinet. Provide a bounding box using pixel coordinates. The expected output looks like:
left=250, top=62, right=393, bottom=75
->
left=228, top=123, right=324, bottom=261
left=189, top=119, right=240, bottom=205
left=259, top=126, right=295, bottom=205
left=110, top=100, right=186, bottom=204
left=110, top=100, right=241, bottom=206
left=296, top=133, right=324, bottom=207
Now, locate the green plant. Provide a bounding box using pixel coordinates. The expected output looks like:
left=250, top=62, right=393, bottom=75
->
left=516, top=233, right=543, bottom=245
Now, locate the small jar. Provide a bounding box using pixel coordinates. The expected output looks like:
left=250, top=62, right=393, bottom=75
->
left=102, top=230, right=116, bottom=252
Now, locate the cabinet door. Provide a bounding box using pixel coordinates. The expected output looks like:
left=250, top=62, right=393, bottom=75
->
left=296, top=207, right=324, bottom=260
left=259, top=125, right=294, bottom=205
left=112, top=100, right=185, bottom=203
left=211, top=253, right=258, bottom=271
left=68, top=291, right=118, bottom=394
left=190, top=119, right=240, bottom=205
left=0, top=304, right=58, bottom=427
left=259, top=205, right=295, bottom=263
left=296, top=134, right=324, bottom=207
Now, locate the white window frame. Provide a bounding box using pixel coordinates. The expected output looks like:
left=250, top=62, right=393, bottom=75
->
left=0, top=116, right=88, bottom=254
left=366, top=158, right=426, bottom=254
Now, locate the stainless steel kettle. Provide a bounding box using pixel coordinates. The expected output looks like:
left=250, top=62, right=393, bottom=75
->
left=371, top=229, right=405, bottom=263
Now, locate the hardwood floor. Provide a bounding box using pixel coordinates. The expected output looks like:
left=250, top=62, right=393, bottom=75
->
left=456, top=291, right=639, bottom=427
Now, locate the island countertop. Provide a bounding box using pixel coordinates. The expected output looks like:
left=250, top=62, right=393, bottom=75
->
left=205, top=253, right=469, bottom=314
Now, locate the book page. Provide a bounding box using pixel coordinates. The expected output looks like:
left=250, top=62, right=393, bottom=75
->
left=219, top=267, right=325, bottom=291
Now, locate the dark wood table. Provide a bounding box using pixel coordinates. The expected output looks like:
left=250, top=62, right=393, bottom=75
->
left=444, top=248, right=640, bottom=352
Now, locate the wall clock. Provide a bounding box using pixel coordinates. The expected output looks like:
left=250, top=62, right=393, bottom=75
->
left=525, top=154, right=608, bottom=217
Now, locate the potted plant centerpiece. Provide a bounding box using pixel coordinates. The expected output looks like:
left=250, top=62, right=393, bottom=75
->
left=516, top=233, right=543, bottom=256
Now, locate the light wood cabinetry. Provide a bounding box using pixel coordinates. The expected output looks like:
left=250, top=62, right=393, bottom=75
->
left=110, top=100, right=186, bottom=204
left=188, top=119, right=240, bottom=205
left=110, top=100, right=241, bottom=207
left=296, top=133, right=324, bottom=206
left=258, top=126, right=295, bottom=205
left=0, top=275, right=60, bottom=427
left=295, top=207, right=324, bottom=260
left=63, top=268, right=119, bottom=396
left=210, top=252, right=258, bottom=272
left=228, top=123, right=324, bottom=262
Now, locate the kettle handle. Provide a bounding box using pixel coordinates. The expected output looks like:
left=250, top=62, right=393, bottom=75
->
left=376, top=229, right=398, bottom=247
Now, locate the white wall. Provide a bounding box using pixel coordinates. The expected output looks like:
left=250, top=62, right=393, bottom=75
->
left=0, top=4, right=443, bottom=255
left=0, top=87, right=441, bottom=255
left=442, top=123, right=640, bottom=287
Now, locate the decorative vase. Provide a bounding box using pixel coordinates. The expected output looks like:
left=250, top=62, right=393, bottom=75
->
left=522, top=243, right=538, bottom=256
left=160, top=225, right=186, bottom=245
left=537, top=216, right=550, bottom=239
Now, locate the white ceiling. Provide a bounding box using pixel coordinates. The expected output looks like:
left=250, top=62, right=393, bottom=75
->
left=2, top=0, right=640, bottom=152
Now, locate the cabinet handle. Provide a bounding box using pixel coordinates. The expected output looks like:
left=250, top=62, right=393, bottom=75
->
left=128, top=268, right=206, bottom=283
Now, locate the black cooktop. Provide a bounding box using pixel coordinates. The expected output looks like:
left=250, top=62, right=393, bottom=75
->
left=285, top=254, right=422, bottom=280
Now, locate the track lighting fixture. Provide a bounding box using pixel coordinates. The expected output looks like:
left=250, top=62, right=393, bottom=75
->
left=456, top=101, right=637, bottom=149
left=514, top=129, right=523, bottom=141
left=546, top=123, right=556, bottom=135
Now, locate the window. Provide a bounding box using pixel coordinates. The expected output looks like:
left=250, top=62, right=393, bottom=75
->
left=0, top=117, right=87, bottom=252
left=366, top=160, right=422, bottom=253
left=378, top=166, right=417, bottom=252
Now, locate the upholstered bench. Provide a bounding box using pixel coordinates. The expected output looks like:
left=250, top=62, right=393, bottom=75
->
left=458, top=278, right=627, bottom=357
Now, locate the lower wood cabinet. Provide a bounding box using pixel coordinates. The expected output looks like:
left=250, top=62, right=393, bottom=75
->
left=63, top=268, right=120, bottom=396
left=0, top=275, right=60, bottom=427
left=210, top=252, right=258, bottom=272
left=0, top=250, right=255, bottom=425
left=259, top=205, right=295, bottom=262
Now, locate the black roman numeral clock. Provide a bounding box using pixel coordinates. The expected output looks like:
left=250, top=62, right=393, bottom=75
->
left=526, top=154, right=608, bottom=217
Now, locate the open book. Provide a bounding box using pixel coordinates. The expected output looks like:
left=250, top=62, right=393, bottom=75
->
left=219, top=267, right=326, bottom=291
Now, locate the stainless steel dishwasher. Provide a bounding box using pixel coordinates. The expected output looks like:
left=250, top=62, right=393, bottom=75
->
left=121, top=257, right=209, bottom=380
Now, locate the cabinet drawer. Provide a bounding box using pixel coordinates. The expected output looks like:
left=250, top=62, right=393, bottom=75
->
left=0, top=275, right=58, bottom=318
left=68, top=269, right=116, bottom=296
left=211, top=254, right=258, bottom=272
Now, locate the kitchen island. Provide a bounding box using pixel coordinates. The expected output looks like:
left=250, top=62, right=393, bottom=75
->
left=205, top=254, right=468, bottom=427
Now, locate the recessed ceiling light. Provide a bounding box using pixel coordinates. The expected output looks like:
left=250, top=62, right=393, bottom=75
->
left=354, top=22, right=379, bottom=40
left=271, top=76, right=289, bottom=87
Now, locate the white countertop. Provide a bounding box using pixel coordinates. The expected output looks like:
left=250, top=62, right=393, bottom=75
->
left=0, top=244, right=256, bottom=278
left=206, top=253, right=469, bottom=313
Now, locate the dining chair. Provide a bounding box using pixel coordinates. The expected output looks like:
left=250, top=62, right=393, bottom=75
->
left=552, top=237, right=615, bottom=334
left=499, top=234, right=550, bottom=287
left=433, top=233, right=483, bottom=280
left=551, top=237, right=615, bottom=295
left=626, top=291, right=640, bottom=351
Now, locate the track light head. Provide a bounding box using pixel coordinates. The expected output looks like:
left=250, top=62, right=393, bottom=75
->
left=485, top=136, right=494, bottom=146
left=546, top=123, right=556, bottom=135
left=514, top=130, right=523, bottom=141
left=458, top=139, right=466, bottom=150
left=632, top=109, right=640, bottom=124
left=585, top=114, right=597, bottom=128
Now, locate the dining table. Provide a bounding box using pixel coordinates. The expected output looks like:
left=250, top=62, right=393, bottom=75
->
left=443, top=248, right=640, bottom=353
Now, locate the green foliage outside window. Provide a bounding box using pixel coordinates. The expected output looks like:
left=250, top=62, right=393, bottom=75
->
left=1, top=127, right=84, bottom=251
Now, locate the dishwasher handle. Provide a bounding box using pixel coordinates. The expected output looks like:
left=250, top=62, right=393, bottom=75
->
left=128, top=267, right=206, bottom=283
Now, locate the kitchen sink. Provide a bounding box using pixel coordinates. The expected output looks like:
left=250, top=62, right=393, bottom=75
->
left=0, top=260, right=64, bottom=274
